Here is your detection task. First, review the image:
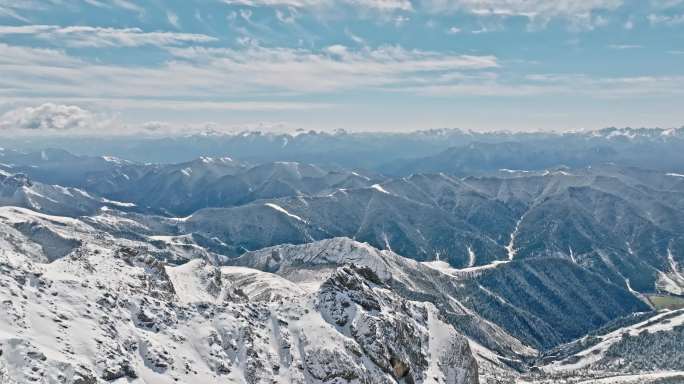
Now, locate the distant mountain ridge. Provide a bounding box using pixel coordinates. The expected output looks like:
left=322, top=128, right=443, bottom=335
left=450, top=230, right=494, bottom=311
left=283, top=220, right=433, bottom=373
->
left=2, top=150, right=684, bottom=296
left=2, top=127, right=683, bottom=169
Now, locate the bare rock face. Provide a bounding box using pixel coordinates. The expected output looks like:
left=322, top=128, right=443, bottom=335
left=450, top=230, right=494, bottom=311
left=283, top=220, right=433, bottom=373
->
left=317, top=265, right=479, bottom=384
left=101, top=359, right=137, bottom=381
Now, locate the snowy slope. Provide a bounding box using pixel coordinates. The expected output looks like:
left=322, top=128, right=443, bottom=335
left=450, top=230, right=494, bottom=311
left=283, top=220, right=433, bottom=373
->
left=232, top=237, right=539, bottom=378
left=540, top=309, right=684, bottom=376
left=0, top=171, right=135, bottom=217
left=0, top=207, right=479, bottom=384
left=0, top=205, right=681, bottom=384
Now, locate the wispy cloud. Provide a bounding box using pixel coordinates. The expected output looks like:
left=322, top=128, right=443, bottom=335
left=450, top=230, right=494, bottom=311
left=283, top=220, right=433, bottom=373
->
left=222, top=0, right=412, bottom=11
left=0, top=102, right=311, bottom=135
left=82, top=0, right=145, bottom=14
left=0, top=7, right=29, bottom=22
left=402, top=72, right=684, bottom=98
left=0, top=40, right=500, bottom=127
left=419, top=0, right=624, bottom=19
left=524, top=73, right=684, bottom=98
left=650, top=0, right=684, bottom=10
left=344, top=28, right=366, bottom=45
left=220, top=0, right=635, bottom=16
left=4, top=37, right=678, bottom=109
left=276, top=7, right=300, bottom=23
left=0, top=0, right=50, bottom=22
left=0, top=25, right=217, bottom=48
left=608, top=44, right=643, bottom=49
left=648, top=12, right=684, bottom=25
left=167, top=11, right=181, bottom=29
left=1, top=0, right=682, bottom=133
left=109, top=0, right=145, bottom=13
left=140, top=120, right=171, bottom=132
left=136, top=119, right=301, bottom=135
left=353, top=0, right=412, bottom=11
left=166, top=44, right=498, bottom=92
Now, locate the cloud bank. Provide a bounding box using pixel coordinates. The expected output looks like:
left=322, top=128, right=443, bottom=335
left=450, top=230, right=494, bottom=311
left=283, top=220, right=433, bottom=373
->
left=0, top=103, right=95, bottom=131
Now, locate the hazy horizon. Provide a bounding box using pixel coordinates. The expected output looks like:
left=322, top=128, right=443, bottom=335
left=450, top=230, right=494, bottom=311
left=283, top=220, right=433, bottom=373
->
left=0, top=125, right=682, bottom=142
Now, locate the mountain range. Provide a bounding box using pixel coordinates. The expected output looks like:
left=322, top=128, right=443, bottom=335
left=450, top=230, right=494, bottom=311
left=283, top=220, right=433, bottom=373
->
left=2, top=129, right=684, bottom=383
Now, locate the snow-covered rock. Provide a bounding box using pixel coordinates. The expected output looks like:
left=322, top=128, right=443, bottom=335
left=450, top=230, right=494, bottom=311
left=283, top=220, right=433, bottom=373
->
left=0, top=208, right=479, bottom=384
left=0, top=171, right=135, bottom=217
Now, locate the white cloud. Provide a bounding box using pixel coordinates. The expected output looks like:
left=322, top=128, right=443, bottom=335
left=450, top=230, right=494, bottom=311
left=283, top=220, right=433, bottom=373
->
left=0, top=1, right=47, bottom=22
left=447, top=26, right=462, bottom=33
left=110, top=0, right=145, bottom=13
left=80, top=0, right=145, bottom=12
left=0, top=6, right=29, bottom=22
left=608, top=44, right=642, bottom=49
left=523, top=73, right=684, bottom=98
left=0, top=103, right=95, bottom=131
left=1, top=27, right=681, bottom=134
left=134, top=120, right=303, bottom=135
left=0, top=42, right=79, bottom=66
left=140, top=121, right=171, bottom=131
left=352, top=0, right=412, bottom=11
left=2, top=94, right=332, bottom=112
left=84, top=99, right=332, bottom=111
left=420, top=0, right=624, bottom=20
left=393, top=14, right=410, bottom=25
left=222, top=0, right=411, bottom=11
left=0, top=25, right=217, bottom=48
left=165, top=44, right=498, bottom=92
left=240, top=8, right=253, bottom=21
left=650, top=0, right=684, bottom=9
left=167, top=11, right=181, bottom=28
left=4, top=40, right=679, bottom=105
left=222, top=0, right=316, bottom=6
left=401, top=72, right=684, bottom=98
left=275, top=7, right=299, bottom=23
left=471, top=26, right=493, bottom=33
left=648, top=13, right=684, bottom=25
left=0, top=41, right=498, bottom=124
left=344, top=28, right=366, bottom=45
left=1, top=0, right=145, bottom=20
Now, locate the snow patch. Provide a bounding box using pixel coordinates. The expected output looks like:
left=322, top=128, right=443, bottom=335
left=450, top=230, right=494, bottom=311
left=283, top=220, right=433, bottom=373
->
left=264, top=203, right=306, bottom=223
left=350, top=171, right=371, bottom=181
left=370, top=184, right=390, bottom=194
left=506, top=217, right=523, bottom=261
left=100, top=197, right=136, bottom=208
left=466, top=245, right=476, bottom=268
left=101, top=155, right=127, bottom=164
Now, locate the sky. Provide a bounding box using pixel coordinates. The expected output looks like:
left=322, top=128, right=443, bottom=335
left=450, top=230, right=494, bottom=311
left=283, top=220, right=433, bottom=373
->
left=0, top=0, right=683, bottom=135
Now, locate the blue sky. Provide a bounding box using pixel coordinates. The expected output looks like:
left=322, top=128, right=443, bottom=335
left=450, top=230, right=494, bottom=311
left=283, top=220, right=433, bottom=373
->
left=0, top=0, right=682, bottom=135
